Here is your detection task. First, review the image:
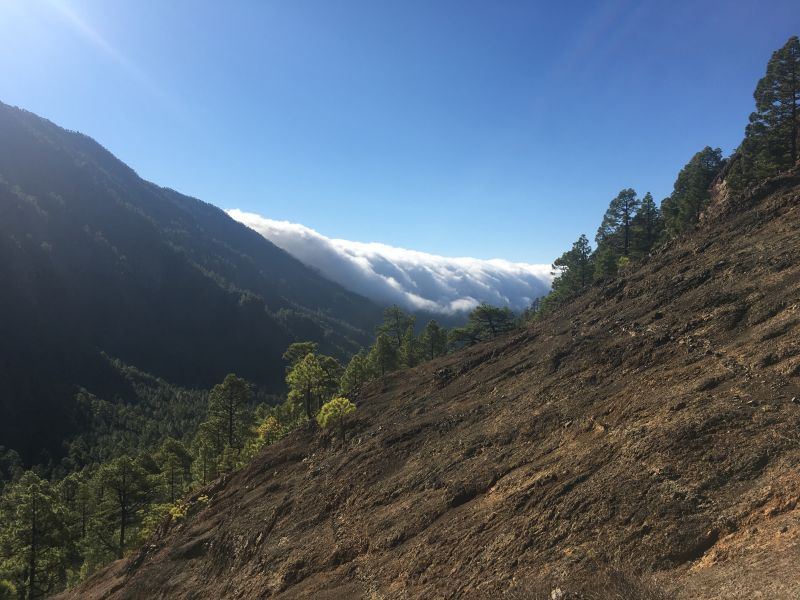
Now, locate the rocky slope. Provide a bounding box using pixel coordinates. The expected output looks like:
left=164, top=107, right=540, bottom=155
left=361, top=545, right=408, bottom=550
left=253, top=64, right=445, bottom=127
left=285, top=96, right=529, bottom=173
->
left=63, top=172, right=800, bottom=599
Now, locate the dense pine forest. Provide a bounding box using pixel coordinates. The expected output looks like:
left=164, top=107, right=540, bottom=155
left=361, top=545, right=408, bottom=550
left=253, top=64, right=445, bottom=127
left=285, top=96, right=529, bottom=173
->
left=0, top=34, right=798, bottom=600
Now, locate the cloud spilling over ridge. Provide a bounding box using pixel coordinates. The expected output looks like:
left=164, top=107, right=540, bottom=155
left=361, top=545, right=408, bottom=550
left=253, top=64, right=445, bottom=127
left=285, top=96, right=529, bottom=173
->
left=228, top=209, right=553, bottom=314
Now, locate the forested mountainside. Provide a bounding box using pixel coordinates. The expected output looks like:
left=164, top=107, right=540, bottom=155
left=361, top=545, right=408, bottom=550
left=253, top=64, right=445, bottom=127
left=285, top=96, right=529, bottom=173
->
left=3, top=33, right=799, bottom=600
left=0, top=102, right=382, bottom=461
left=62, top=168, right=800, bottom=600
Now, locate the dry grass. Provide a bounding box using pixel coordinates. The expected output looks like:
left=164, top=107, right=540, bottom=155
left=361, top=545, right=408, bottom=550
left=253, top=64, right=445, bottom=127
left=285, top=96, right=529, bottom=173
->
left=507, top=563, right=674, bottom=600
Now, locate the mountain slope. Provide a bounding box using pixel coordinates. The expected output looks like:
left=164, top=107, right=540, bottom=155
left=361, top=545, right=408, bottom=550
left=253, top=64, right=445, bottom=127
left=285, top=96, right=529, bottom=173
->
left=0, top=102, right=382, bottom=461
left=63, top=172, right=800, bottom=598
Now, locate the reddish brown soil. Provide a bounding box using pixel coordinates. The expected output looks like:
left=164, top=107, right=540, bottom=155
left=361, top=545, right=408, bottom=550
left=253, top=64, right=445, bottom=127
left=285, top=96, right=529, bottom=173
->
left=61, top=173, right=800, bottom=599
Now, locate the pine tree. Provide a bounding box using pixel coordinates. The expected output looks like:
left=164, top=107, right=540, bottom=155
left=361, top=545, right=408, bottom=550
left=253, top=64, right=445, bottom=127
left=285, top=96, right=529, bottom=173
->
left=281, top=342, right=319, bottom=371
left=339, top=350, right=374, bottom=397
left=369, top=333, right=399, bottom=378
left=286, top=353, right=326, bottom=419
left=317, top=355, right=343, bottom=404
left=467, top=303, right=515, bottom=339
left=400, top=324, right=420, bottom=368
left=630, top=192, right=664, bottom=256
left=207, top=374, right=252, bottom=451
left=662, top=147, right=724, bottom=235
left=0, top=447, right=23, bottom=489
left=544, top=234, right=594, bottom=309
left=57, top=470, right=92, bottom=574
left=449, top=324, right=482, bottom=349
left=155, top=439, right=192, bottom=503
left=0, top=472, right=68, bottom=599
left=89, top=456, right=156, bottom=560
left=730, top=36, right=800, bottom=189
left=419, top=320, right=448, bottom=361
left=218, top=446, right=238, bottom=474
left=316, top=397, right=357, bottom=445
left=255, top=415, right=281, bottom=446
left=596, top=188, right=640, bottom=258
left=191, top=433, right=217, bottom=486
left=593, top=245, right=620, bottom=280
left=377, top=305, right=415, bottom=348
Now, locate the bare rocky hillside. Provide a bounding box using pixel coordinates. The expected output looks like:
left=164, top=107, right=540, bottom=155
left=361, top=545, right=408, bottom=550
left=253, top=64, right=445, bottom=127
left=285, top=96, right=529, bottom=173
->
left=62, top=172, right=800, bottom=599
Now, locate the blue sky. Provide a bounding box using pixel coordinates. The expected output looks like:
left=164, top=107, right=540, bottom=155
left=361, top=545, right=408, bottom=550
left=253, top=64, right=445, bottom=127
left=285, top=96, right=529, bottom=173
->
left=1, top=1, right=798, bottom=263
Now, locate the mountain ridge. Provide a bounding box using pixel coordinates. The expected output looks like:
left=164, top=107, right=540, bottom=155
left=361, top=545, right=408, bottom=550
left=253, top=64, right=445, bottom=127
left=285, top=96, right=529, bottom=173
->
left=0, top=101, right=383, bottom=461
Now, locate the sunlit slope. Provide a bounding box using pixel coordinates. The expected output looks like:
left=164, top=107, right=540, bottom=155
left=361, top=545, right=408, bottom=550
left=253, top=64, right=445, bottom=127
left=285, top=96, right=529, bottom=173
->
left=64, top=172, right=800, bottom=598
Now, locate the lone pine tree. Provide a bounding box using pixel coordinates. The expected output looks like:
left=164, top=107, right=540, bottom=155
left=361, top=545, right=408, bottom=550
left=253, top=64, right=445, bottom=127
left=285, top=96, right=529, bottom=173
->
left=596, top=188, right=640, bottom=259
left=207, top=374, right=252, bottom=451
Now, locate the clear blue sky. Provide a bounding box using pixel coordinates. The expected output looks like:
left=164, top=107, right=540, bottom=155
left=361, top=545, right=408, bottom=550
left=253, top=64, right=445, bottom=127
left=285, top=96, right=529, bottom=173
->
left=1, top=1, right=798, bottom=263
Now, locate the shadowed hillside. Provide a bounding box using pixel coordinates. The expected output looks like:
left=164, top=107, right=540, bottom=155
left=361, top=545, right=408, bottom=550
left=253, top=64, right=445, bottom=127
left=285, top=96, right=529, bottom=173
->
left=62, top=171, right=800, bottom=598
left=0, top=102, right=383, bottom=461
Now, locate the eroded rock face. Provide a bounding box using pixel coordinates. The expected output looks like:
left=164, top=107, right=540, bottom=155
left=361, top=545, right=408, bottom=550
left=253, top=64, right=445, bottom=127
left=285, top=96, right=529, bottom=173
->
left=61, top=175, right=800, bottom=599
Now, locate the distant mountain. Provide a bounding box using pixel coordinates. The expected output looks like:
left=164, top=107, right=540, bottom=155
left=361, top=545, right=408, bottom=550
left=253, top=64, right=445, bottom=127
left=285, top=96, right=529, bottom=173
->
left=0, top=102, right=382, bottom=462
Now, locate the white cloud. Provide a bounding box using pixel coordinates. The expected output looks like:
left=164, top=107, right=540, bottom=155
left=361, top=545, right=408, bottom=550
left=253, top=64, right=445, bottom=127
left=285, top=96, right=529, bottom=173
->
left=228, top=209, right=553, bottom=314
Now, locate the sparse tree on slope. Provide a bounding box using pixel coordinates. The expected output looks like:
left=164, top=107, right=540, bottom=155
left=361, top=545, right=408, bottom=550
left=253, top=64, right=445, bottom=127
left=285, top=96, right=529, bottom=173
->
left=596, top=188, right=640, bottom=258
left=730, top=35, right=800, bottom=189
left=286, top=353, right=326, bottom=419
left=541, top=234, right=594, bottom=311
left=316, top=397, right=356, bottom=445
left=317, top=355, right=344, bottom=402
left=449, top=324, right=482, bottom=349
left=593, top=245, right=620, bottom=280
left=630, top=192, right=664, bottom=256
left=420, top=320, right=448, bottom=360
left=256, top=415, right=281, bottom=446
left=369, top=333, right=399, bottom=378
left=467, top=303, right=515, bottom=339
left=339, top=350, right=374, bottom=397
left=661, top=147, right=724, bottom=235
left=377, top=305, right=415, bottom=348
left=400, top=324, right=421, bottom=368
left=207, top=374, right=252, bottom=451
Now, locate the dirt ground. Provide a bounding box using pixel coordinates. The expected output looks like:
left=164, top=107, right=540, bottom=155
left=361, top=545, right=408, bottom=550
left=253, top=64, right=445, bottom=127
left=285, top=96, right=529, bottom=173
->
left=60, top=172, right=800, bottom=599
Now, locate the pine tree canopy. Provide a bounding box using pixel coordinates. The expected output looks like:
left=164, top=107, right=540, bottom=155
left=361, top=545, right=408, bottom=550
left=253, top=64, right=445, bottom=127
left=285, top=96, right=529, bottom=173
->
left=730, top=35, right=800, bottom=189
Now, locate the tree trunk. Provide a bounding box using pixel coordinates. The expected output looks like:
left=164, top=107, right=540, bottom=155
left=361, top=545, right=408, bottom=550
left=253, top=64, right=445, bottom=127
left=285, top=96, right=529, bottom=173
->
left=623, top=212, right=630, bottom=256
left=119, top=506, right=126, bottom=559
left=28, top=495, right=37, bottom=600
left=791, top=61, right=797, bottom=164
left=119, top=466, right=127, bottom=559
left=228, top=401, right=234, bottom=448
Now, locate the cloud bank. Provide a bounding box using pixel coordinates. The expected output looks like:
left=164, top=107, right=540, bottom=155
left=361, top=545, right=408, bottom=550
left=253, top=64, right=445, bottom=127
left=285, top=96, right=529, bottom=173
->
left=228, top=209, right=553, bottom=315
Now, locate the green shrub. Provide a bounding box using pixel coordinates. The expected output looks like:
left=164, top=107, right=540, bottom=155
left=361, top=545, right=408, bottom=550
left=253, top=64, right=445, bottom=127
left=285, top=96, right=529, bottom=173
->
left=0, top=580, right=17, bottom=600
left=316, top=397, right=356, bottom=444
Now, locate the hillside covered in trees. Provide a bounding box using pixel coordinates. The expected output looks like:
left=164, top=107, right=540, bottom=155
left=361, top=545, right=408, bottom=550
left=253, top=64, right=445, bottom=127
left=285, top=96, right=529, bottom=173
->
left=1, top=33, right=799, bottom=600
left=541, top=36, right=800, bottom=314
left=0, top=101, right=386, bottom=462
